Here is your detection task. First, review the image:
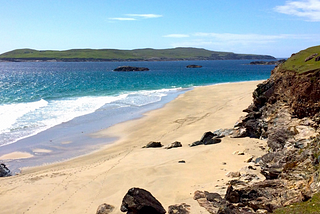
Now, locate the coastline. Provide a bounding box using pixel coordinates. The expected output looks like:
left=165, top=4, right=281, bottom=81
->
left=0, top=80, right=267, bottom=214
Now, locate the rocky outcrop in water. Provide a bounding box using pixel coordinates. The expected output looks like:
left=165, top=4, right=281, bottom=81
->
left=186, top=65, right=202, bottom=68
left=114, top=66, right=149, bottom=72
left=249, top=59, right=286, bottom=65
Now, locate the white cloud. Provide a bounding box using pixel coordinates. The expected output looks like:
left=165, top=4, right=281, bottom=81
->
left=274, top=0, right=320, bottom=21
left=163, top=34, right=190, bottom=38
left=126, top=14, right=163, bottom=19
left=109, top=17, right=136, bottom=21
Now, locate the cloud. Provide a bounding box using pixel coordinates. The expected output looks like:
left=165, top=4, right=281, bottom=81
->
left=163, top=34, right=190, bottom=38
left=126, top=14, right=163, bottom=19
left=274, top=0, right=320, bottom=21
left=109, top=17, right=136, bottom=21
left=109, top=14, right=162, bottom=21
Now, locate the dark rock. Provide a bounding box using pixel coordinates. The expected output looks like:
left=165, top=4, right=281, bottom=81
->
left=178, top=160, right=186, bottom=163
left=168, top=203, right=190, bottom=214
left=143, top=142, right=163, bottom=148
left=305, top=53, right=318, bottom=62
left=165, top=141, right=182, bottom=149
left=200, top=131, right=216, bottom=143
left=0, top=163, right=11, bottom=177
left=315, top=56, right=320, bottom=62
left=114, top=66, right=149, bottom=72
left=96, top=203, right=115, bottom=214
left=204, top=137, right=221, bottom=145
left=186, top=64, right=202, bottom=68
left=267, top=128, right=291, bottom=151
left=120, top=187, right=166, bottom=214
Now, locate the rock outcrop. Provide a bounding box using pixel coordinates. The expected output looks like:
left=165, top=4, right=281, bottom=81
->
left=114, top=66, right=149, bottom=72
left=120, top=187, right=166, bottom=214
left=194, top=45, right=320, bottom=213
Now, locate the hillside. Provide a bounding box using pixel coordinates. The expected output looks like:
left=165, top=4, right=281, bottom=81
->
left=0, top=47, right=276, bottom=62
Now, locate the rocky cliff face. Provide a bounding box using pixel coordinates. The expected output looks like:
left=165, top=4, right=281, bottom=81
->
left=195, top=46, right=320, bottom=213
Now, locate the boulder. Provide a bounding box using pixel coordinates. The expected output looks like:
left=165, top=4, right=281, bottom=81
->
left=186, top=65, right=202, bottom=68
left=96, top=203, right=115, bottom=214
left=0, top=163, right=11, bottom=177
left=315, top=56, right=320, bottom=62
left=114, top=66, right=149, bottom=72
left=143, top=142, right=163, bottom=148
left=164, top=141, right=182, bottom=149
left=120, top=187, right=166, bottom=214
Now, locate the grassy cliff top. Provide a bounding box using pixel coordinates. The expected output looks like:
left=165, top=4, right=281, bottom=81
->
left=0, top=47, right=275, bottom=61
left=280, top=45, right=320, bottom=74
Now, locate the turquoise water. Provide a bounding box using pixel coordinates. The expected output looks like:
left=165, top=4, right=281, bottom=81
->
left=0, top=60, right=274, bottom=171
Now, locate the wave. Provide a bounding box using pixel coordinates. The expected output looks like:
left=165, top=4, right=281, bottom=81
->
left=0, top=88, right=182, bottom=147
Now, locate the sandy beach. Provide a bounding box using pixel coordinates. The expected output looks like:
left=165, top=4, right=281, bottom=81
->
left=0, top=81, right=267, bottom=214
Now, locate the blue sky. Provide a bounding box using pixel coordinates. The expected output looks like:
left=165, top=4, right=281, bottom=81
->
left=1, top=0, right=320, bottom=57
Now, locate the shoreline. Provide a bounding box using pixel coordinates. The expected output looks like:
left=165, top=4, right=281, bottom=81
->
left=0, top=80, right=267, bottom=214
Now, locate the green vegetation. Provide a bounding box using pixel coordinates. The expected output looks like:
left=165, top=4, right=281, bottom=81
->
left=0, top=47, right=275, bottom=61
left=280, top=45, right=320, bottom=74
left=274, top=192, right=320, bottom=214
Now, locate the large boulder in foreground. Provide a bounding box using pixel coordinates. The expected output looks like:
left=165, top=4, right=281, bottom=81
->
left=120, top=187, right=166, bottom=214
left=114, top=66, right=149, bottom=72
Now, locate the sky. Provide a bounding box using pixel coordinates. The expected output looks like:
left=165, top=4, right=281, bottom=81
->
left=0, top=0, right=320, bottom=57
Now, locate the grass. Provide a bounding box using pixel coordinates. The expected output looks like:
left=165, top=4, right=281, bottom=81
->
left=0, top=47, right=275, bottom=61
left=274, top=192, right=320, bottom=214
left=280, top=45, right=320, bottom=74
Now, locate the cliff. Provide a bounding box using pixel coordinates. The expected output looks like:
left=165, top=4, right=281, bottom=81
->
left=194, top=45, right=320, bottom=213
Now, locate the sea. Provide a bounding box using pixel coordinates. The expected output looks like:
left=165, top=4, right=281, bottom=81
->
left=0, top=60, right=275, bottom=172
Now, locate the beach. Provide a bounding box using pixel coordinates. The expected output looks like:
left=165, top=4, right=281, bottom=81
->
left=0, top=81, right=267, bottom=214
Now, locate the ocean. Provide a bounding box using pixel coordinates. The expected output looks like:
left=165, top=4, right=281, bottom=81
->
left=0, top=60, right=274, bottom=172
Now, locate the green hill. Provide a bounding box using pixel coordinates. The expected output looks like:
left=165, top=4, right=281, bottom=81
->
left=0, top=47, right=276, bottom=62
left=279, top=45, right=320, bottom=74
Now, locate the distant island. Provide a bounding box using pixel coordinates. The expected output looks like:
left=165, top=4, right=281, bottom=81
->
left=0, top=47, right=276, bottom=62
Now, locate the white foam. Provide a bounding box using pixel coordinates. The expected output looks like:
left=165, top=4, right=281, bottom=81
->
left=0, top=88, right=181, bottom=146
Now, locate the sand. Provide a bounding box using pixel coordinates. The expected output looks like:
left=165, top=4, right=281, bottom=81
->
left=0, top=81, right=267, bottom=214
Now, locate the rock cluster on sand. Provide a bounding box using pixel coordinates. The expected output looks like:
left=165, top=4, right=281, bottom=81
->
left=113, top=66, right=149, bottom=72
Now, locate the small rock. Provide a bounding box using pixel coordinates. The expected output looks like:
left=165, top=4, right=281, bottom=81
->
left=178, top=160, right=186, bottom=163
left=143, top=141, right=163, bottom=148
left=168, top=203, right=190, bottom=214
left=165, top=141, right=182, bottom=149
left=226, top=171, right=241, bottom=178
left=245, top=156, right=254, bottom=163
left=96, top=203, right=115, bottom=214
